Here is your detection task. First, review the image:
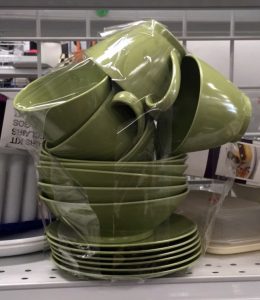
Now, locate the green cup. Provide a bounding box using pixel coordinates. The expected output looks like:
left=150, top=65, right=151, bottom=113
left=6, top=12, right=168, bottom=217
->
left=38, top=181, right=188, bottom=203
left=86, top=20, right=185, bottom=104
left=46, top=87, right=145, bottom=160
left=37, top=165, right=187, bottom=187
left=13, top=59, right=110, bottom=146
left=39, top=189, right=189, bottom=243
left=156, top=54, right=252, bottom=156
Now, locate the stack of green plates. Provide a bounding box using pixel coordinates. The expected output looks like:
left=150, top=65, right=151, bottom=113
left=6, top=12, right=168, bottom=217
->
left=46, top=213, right=201, bottom=280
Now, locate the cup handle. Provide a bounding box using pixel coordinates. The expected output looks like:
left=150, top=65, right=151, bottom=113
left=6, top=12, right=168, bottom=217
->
left=112, top=91, right=145, bottom=140
left=144, top=50, right=181, bottom=117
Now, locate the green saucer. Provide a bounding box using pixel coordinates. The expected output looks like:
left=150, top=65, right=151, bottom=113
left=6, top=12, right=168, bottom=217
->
left=51, top=250, right=201, bottom=279
left=51, top=240, right=201, bottom=268
left=46, top=230, right=199, bottom=256
left=49, top=234, right=200, bottom=262
left=46, top=213, right=197, bottom=249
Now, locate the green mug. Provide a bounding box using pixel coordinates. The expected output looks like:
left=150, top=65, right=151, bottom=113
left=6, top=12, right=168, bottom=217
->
left=86, top=20, right=185, bottom=103
left=122, top=50, right=181, bottom=117
left=46, top=87, right=145, bottom=160
left=156, top=54, right=252, bottom=156
left=13, top=59, right=110, bottom=146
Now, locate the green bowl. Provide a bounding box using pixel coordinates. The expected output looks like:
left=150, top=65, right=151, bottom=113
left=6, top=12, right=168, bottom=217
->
left=40, top=189, right=189, bottom=243
left=37, top=165, right=187, bottom=187
left=13, top=59, right=110, bottom=146
left=38, top=160, right=187, bottom=176
left=39, top=152, right=187, bottom=165
left=38, top=181, right=188, bottom=203
left=39, top=142, right=187, bottom=165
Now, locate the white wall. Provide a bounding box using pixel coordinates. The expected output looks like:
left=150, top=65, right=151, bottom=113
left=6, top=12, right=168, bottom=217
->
left=186, top=41, right=230, bottom=79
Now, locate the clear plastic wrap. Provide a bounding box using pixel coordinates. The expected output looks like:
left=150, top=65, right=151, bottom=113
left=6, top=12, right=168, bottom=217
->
left=11, top=19, right=252, bottom=279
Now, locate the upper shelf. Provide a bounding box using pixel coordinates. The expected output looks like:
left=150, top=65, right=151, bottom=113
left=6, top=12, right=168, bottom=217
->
left=2, top=0, right=260, bottom=9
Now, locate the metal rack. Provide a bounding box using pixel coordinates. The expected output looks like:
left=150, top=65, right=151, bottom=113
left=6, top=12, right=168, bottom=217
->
left=0, top=9, right=259, bottom=83
left=1, top=251, right=260, bottom=298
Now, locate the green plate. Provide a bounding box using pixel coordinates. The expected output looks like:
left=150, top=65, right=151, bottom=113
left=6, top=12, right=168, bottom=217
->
left=47, top=231, right=199, bottom=255
left=51, top=250, right=201, bottom=279
left=46, top=230, right=199, bottom=256
left=46, top=213, right=197, bottom=248
left=48, top=234, right=200, bottom=262
left=52, top=248, right=201, bottom=272
left=51, top=251, right=200, bottom=280
left=51, top=240, right=201, bottom=268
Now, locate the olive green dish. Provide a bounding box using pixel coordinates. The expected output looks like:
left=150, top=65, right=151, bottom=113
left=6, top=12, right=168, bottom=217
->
left=38, top=181, right=188, bottom=203
left=37, top=165, right=187, bottom=187
left=40, top=189, right=189, bottom=243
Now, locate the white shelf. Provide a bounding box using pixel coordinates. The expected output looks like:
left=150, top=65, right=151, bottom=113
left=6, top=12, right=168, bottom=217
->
left=0, top=66, right=50, bottom=78
left=1, top=250, right=260, bottom=299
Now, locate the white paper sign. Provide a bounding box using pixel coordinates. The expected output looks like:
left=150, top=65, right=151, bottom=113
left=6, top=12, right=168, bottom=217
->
left=0, top=97, right=43, bottom=150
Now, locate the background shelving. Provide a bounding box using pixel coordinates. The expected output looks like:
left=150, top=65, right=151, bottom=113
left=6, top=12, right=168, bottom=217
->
left=1, top=9, right=260, bottom=87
